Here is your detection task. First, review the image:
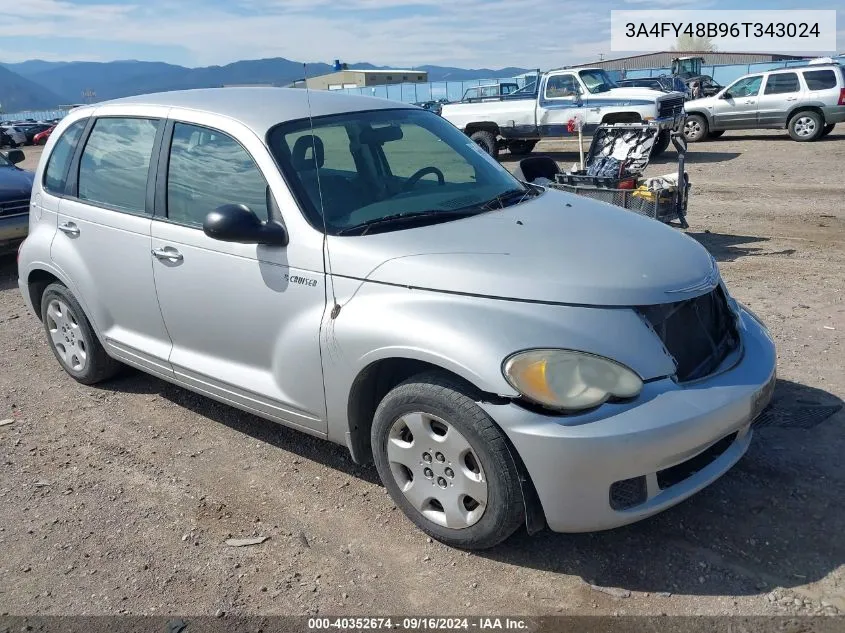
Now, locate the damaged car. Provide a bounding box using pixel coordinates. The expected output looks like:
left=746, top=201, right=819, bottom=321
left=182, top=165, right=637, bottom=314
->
left=18, top=88, right=776, bottom=549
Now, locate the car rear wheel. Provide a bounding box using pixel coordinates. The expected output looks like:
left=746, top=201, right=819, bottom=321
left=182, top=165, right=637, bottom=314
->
left=683, top=114, right=709, bottom=142
left=40, top=283, right=122, bottom=385
left=469, top=130, right=500, bottom=160
left=371, top=371, right=524, bottom=549
left=820, top=123, right=835, bottom=138
left=788, top=110, right=824, bottom=142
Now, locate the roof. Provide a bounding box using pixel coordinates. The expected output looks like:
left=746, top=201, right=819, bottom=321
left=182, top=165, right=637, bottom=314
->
left=334, top=69, right=424, bottom=74
left=84, top=87, right=413, bottom=133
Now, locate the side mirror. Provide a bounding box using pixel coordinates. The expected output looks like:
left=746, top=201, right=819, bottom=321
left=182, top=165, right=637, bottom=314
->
left=4, top=149, right=25, bottom=165
left=721, top=91, right=732, bottom=100
left=203, top=204, right=288, bottom=246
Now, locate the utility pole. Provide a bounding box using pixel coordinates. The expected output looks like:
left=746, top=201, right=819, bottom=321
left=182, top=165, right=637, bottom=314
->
left=598, top=52, right=605, bottom=62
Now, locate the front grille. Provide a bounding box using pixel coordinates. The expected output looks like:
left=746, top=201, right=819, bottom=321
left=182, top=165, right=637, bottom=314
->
left=657, top=95, right=685, bottom=119
left=657, top=432, right=738, bottom=490
left=638, top=287, right=739, bottom=382
left=609, top=476, right=647, bottom=510
left=0, top=198, right=29, bottom=218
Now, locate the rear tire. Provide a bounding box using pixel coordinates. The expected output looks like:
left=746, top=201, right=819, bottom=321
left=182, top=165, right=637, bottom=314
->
left=707, top=130, right=725, bottom=139
left=820, top=123, right=835, bottom=138
left=469, top=130, right=500, bottom=160
left=371, top=371, right=524, bottom=550
left=683, top=114, right=709, bottom=142
left=40, top=283, right=122, bottom=385
left=788, top=110, right=823, bottom=142
left=508, top=140, right=537, bottom=156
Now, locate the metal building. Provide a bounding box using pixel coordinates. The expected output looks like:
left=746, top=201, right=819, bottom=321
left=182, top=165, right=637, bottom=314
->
left=570, top=51, right=806, bottom=71
left=292, top=69, right=429, bottom=91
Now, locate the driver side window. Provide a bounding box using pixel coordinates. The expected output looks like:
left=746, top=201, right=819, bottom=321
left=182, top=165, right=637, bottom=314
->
left=545, top=74, right=581, bottom=99
left=727, top=75, right=763, bottom=98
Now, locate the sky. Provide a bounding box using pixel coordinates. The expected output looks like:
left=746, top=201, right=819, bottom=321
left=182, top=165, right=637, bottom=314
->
left=1, top=0, right=843, bottom=69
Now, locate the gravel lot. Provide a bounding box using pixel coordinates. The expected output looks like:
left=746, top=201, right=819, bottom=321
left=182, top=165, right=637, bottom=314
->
left=1, top=128, right=844, bottom=617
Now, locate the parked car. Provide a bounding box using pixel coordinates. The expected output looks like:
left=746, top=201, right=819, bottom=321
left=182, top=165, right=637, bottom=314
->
left=617, top=76, right=689, bottom=96
left=460, top=82, right=521, bottom=102
left=33, top=126, right=55, bottom=146
left=0, top=149, right=33, bottom=253
left=18, top=123, right=52, bottom=145
left=683, top=63, right=845, bottom=142
left=440, top=68, right=686, bottom=158
left=1, top=126, right=27, bottom=148
left=18, top=88, right=776, bottom=549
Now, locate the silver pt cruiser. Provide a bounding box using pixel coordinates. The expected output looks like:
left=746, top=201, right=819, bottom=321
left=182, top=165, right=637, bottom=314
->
left=18, top=88, right=777, bottom=549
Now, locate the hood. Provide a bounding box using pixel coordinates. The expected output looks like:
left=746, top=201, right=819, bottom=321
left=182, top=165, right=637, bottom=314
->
left=0, top=167, right=34, bottom=200
left=603, top=87, right=667, bottom=102
left=328, top=189, right=717, bottom=307
left=686, top=94, right=720, bottom=108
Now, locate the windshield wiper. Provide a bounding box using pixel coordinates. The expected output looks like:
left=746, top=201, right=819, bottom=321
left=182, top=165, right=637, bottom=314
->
left=480, top=187, right=537, bottom=211
left=336, top=209, right=479, bottom=236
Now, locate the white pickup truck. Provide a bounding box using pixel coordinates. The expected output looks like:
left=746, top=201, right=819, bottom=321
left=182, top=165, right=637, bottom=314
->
left=440, top=68, right=686, bottom=159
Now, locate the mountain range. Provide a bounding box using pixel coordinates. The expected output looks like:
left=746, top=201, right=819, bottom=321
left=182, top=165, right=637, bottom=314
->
left=0, top=58, right=532, bottom=112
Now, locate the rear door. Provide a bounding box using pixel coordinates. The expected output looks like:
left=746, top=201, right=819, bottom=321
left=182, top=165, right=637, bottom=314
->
left=758, top=72, right=803, bottom=127
left=711, top=75, right=763, bottom=129
left=51, top=109, right=174, bottom=376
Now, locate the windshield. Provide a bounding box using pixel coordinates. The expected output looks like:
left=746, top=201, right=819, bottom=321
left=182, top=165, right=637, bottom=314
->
left=578, top=69, right=617, bottom=94
left=268, top=108, right=531, bottom=236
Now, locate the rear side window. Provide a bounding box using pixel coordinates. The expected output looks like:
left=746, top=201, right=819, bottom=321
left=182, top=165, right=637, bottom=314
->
left=803, top=70, right=837, bottom=90
left=77, top=117, right=159, bottom=214
left=166, top=122, right=269, bottom=227
left=764, top=73, right=800, bottom=95
left=43, top=119, right=88, bottom=195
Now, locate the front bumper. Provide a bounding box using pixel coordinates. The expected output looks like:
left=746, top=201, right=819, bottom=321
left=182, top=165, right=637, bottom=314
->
left=480, top=308, right=776, bottom=533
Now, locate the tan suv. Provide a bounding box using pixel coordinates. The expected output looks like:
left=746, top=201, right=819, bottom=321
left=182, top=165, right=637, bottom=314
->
left=683, top=63, right=845, bottom=142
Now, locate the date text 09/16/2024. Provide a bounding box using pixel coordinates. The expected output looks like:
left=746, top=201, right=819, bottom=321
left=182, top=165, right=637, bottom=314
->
left=307, top=617, right=529, bottom=631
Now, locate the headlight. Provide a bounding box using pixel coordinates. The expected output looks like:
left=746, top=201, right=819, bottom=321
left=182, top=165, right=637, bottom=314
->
left=503, top=349, right=643, bottom=411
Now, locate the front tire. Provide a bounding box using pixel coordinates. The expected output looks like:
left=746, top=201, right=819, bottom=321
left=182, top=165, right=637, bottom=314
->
left=371, top=372, right=524, bottom=550
left=469, top=130, right=500, bottom=160
left=788, top=110, right=823, bottom=142
left=683, top=114, right=709, bottom=142
left=650, top=131, right=671, bottom=157
left=40, top=283, right=122, bottom=385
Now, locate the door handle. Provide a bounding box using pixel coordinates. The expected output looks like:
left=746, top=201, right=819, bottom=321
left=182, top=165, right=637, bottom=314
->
left=58, top=222, right=80, bottom=237
left=742, top=100, right=756, bottom=105
left=786, top=97, right=798, bottom=101
left=151, top=246, right=183, bottom=262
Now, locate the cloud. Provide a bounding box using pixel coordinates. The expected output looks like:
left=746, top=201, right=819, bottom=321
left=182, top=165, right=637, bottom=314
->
left=3, top=0, right=844, bottom=68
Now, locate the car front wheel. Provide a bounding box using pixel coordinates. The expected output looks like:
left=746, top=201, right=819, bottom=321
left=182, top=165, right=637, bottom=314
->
left=371, top=372, right=525, bottom=549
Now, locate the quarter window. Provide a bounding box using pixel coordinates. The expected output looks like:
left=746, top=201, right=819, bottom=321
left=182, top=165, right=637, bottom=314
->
left=166, top=122, right=269, bottom=227
left=43, top=119, right=88, bottom=195
left=803, top=70, right=837, bottom=90
left=764, top=73, right=800, bottom=95
left=77, top=117, right=159, bottom=214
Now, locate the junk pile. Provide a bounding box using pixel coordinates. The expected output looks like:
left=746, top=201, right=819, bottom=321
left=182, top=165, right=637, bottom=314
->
left=514, top=123, right=690, bottom=227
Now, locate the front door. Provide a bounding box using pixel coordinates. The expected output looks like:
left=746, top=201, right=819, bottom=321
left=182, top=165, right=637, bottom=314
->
left=712, top=75, right=763, bottom=129
left=51, top=114, right=174, bottom=376
left=149, top=120, right=327, bottom=433
left=537, top=73, right=586, bottom=136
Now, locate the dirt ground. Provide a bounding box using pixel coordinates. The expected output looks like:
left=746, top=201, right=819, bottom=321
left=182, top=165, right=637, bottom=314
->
left=1, top=128, right=844, bottom=618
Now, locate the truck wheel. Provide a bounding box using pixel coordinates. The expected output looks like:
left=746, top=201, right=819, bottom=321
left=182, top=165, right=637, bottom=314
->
left=683, top=114, right=708, bottom=142
left=371, top=371, right=525, bottom=550
left=469, top=130, right=500, bottom=160
left=650, top=132, right=671, bottom=157
left=788, top=110, right=823, bottom=142
left=508, top=140, right=536, bottom=156
left=707, top=130, right=725, bottom=139
left=820, top=123, right=835, bottom=138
